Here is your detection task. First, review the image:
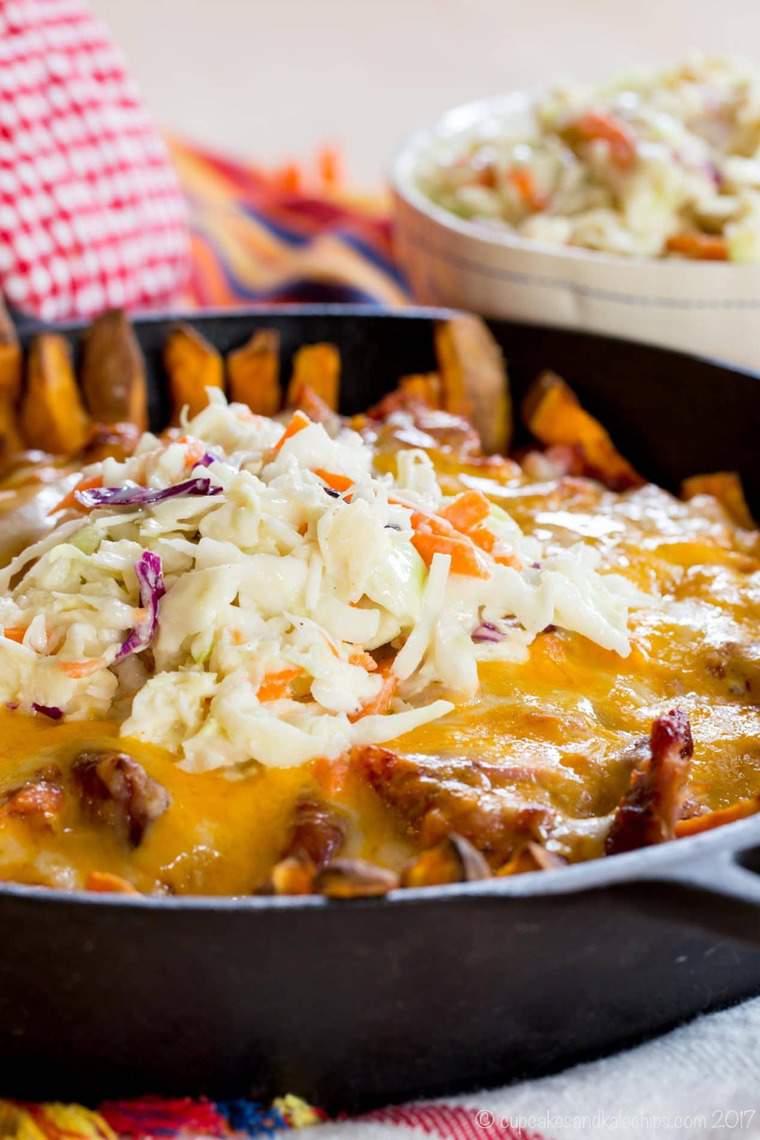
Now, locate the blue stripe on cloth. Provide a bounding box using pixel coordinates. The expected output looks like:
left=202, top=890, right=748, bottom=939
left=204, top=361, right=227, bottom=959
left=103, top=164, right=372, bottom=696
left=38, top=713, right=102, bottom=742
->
left=235, top=202, right=312, bottom=247
left=229, top=201, right=407, bottom=290
left=333, top=228, right=408, bottom=289
left=215, top=1099, right=290, bottom=1135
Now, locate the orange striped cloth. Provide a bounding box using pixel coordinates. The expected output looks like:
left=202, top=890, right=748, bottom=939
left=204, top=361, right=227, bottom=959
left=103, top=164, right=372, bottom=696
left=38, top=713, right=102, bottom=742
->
left=167, top=137, right=409, bottom=310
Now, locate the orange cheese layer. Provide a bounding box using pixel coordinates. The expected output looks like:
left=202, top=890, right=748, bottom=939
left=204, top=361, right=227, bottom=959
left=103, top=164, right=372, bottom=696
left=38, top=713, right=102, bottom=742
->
left=0, top=453, right=758, bottom=894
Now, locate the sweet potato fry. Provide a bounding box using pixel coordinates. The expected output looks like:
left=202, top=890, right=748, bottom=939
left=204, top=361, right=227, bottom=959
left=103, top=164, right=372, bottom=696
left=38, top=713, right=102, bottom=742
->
left=402, top=834, right=490, bottom=886
left=286, top=343, right=340, bottom=410
left=0, top=397, right=21, bottom=462
left=80, top=422, right=142, bottom=464
left=0, top=299, right=20, bottom=403
left=227, top=329, right=281, bottom=415
left=682, top=471, right=755, bottom=529
left=81, top=310, right=148, bottom=430
left=0, top=299, right=22, bottom=457
left=675, top=796, right=760, bottom=838
left=288, top=384, right=341, bottom=432
left=21, top=334, right=90, bottom=454
left=523, top=371, right=643, bottom=491
left=434, top=316, right=511, bottom=454
left=399, top=372, right=441, bottom=408
left=164, top=323, right=224, bottom=420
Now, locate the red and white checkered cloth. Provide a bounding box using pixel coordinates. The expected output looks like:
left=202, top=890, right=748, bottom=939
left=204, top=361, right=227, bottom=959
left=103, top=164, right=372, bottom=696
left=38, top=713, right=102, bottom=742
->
left=0, top=0, right=189, bottom=322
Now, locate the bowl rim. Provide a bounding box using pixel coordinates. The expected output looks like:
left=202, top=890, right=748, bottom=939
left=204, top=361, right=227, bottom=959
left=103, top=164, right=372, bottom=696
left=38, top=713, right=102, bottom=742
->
left=391, top=90, right=760, bottom=274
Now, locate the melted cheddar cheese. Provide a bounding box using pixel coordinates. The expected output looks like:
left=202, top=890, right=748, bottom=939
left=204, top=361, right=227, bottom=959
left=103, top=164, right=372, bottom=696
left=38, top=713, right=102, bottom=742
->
left=0, top=442, right=758, bottom=895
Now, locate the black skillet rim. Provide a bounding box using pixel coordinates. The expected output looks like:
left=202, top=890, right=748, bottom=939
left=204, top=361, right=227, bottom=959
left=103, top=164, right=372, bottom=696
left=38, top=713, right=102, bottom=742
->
left=12, top=300, right=760, bottom=387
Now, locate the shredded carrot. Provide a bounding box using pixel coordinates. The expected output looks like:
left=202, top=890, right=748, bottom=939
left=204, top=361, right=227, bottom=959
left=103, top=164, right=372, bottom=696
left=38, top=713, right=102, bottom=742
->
left=85, top=871, right=139, bottom=895
left=665, top=232, right=728, bottom=261
left=257, top=667, right=303, bottom=702
left=412, top=531, right=490, bottom=578
left=349, top=650, right=377, bottom=672
left=410, top=506, right=491, bottom=578
left=49, top=474, right=103, bottom=515
left=179, top=436, right=207, bottom=468
left=2, top=627, right=27, bottom=643
left=267, top=410, right=310, bottom=461
left=349, top=672, right=398, bottom=722
left=440, top=490, right=491, bottom=533
left=313, top=468, right=353, bottom=494
left=468, top=524, right=522, bottom=568
left=494, top=551, right=524, bottom=570
left=507, top=167, right=546, bottom=211
left=469, top=525, right=496, bottom=553
left=58, top=657, right=106, bottom=678
left=574, top=110, right=637, bottom=169
left=409, top=509, right=454, bottom=537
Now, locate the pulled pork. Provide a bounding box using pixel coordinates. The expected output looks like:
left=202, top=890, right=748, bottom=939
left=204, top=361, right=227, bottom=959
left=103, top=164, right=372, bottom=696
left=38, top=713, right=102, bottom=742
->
left=605, top=709, right=693, bottom=855
left=72, top=751, right=170, bottom=847
left=357, top=746, right=550, bottom=868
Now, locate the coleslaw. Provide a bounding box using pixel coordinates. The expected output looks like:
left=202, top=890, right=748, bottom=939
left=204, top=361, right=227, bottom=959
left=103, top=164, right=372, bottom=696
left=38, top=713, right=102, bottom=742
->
left=0, top=393, right=639, bottom=771
left=419, top=57, right=760, bottom=261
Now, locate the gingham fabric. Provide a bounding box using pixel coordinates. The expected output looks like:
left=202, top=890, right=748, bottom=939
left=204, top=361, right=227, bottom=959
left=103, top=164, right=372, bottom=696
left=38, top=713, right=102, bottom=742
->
left=0, top=0, right=189, bottom=321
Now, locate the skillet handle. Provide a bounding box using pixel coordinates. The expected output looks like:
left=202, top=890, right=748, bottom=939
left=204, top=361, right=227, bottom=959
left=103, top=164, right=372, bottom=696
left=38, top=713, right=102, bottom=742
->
left=637, top=846, right=760, bottom=948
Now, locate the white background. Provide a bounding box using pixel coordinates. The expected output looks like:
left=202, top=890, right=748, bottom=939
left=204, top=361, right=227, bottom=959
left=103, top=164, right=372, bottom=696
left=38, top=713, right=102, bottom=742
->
left=90, top=0, right=760, bottom=185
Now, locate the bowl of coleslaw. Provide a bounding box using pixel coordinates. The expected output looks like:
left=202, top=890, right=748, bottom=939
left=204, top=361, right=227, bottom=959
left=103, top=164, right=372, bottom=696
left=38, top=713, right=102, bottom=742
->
left=392, top=57, right=760, bottom=371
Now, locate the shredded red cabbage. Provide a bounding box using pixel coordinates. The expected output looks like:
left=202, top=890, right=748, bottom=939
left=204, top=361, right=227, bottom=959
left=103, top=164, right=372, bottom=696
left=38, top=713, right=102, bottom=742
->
left=75, top=476, right=222, bottom=510
left=472, top=621, right=505, bottom=644
left=32, top=702, right=63, bottom=720
left=705, top=161, right=722, bottom=188
left=115, top=551, right=166, bottom=662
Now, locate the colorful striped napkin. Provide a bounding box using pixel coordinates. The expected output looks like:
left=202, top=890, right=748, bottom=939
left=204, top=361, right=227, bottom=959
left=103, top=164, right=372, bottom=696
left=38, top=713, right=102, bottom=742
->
left=168, top=136, right=408, bottom=311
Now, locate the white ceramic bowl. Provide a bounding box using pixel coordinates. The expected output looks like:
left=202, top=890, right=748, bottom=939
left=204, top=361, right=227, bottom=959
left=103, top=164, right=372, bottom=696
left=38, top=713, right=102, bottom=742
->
left=392, top=92, right=760, bottom=372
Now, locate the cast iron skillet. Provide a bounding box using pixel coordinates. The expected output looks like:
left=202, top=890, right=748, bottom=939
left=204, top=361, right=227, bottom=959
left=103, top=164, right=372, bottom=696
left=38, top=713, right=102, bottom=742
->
left=1, top=305, right=760, bottom=1113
